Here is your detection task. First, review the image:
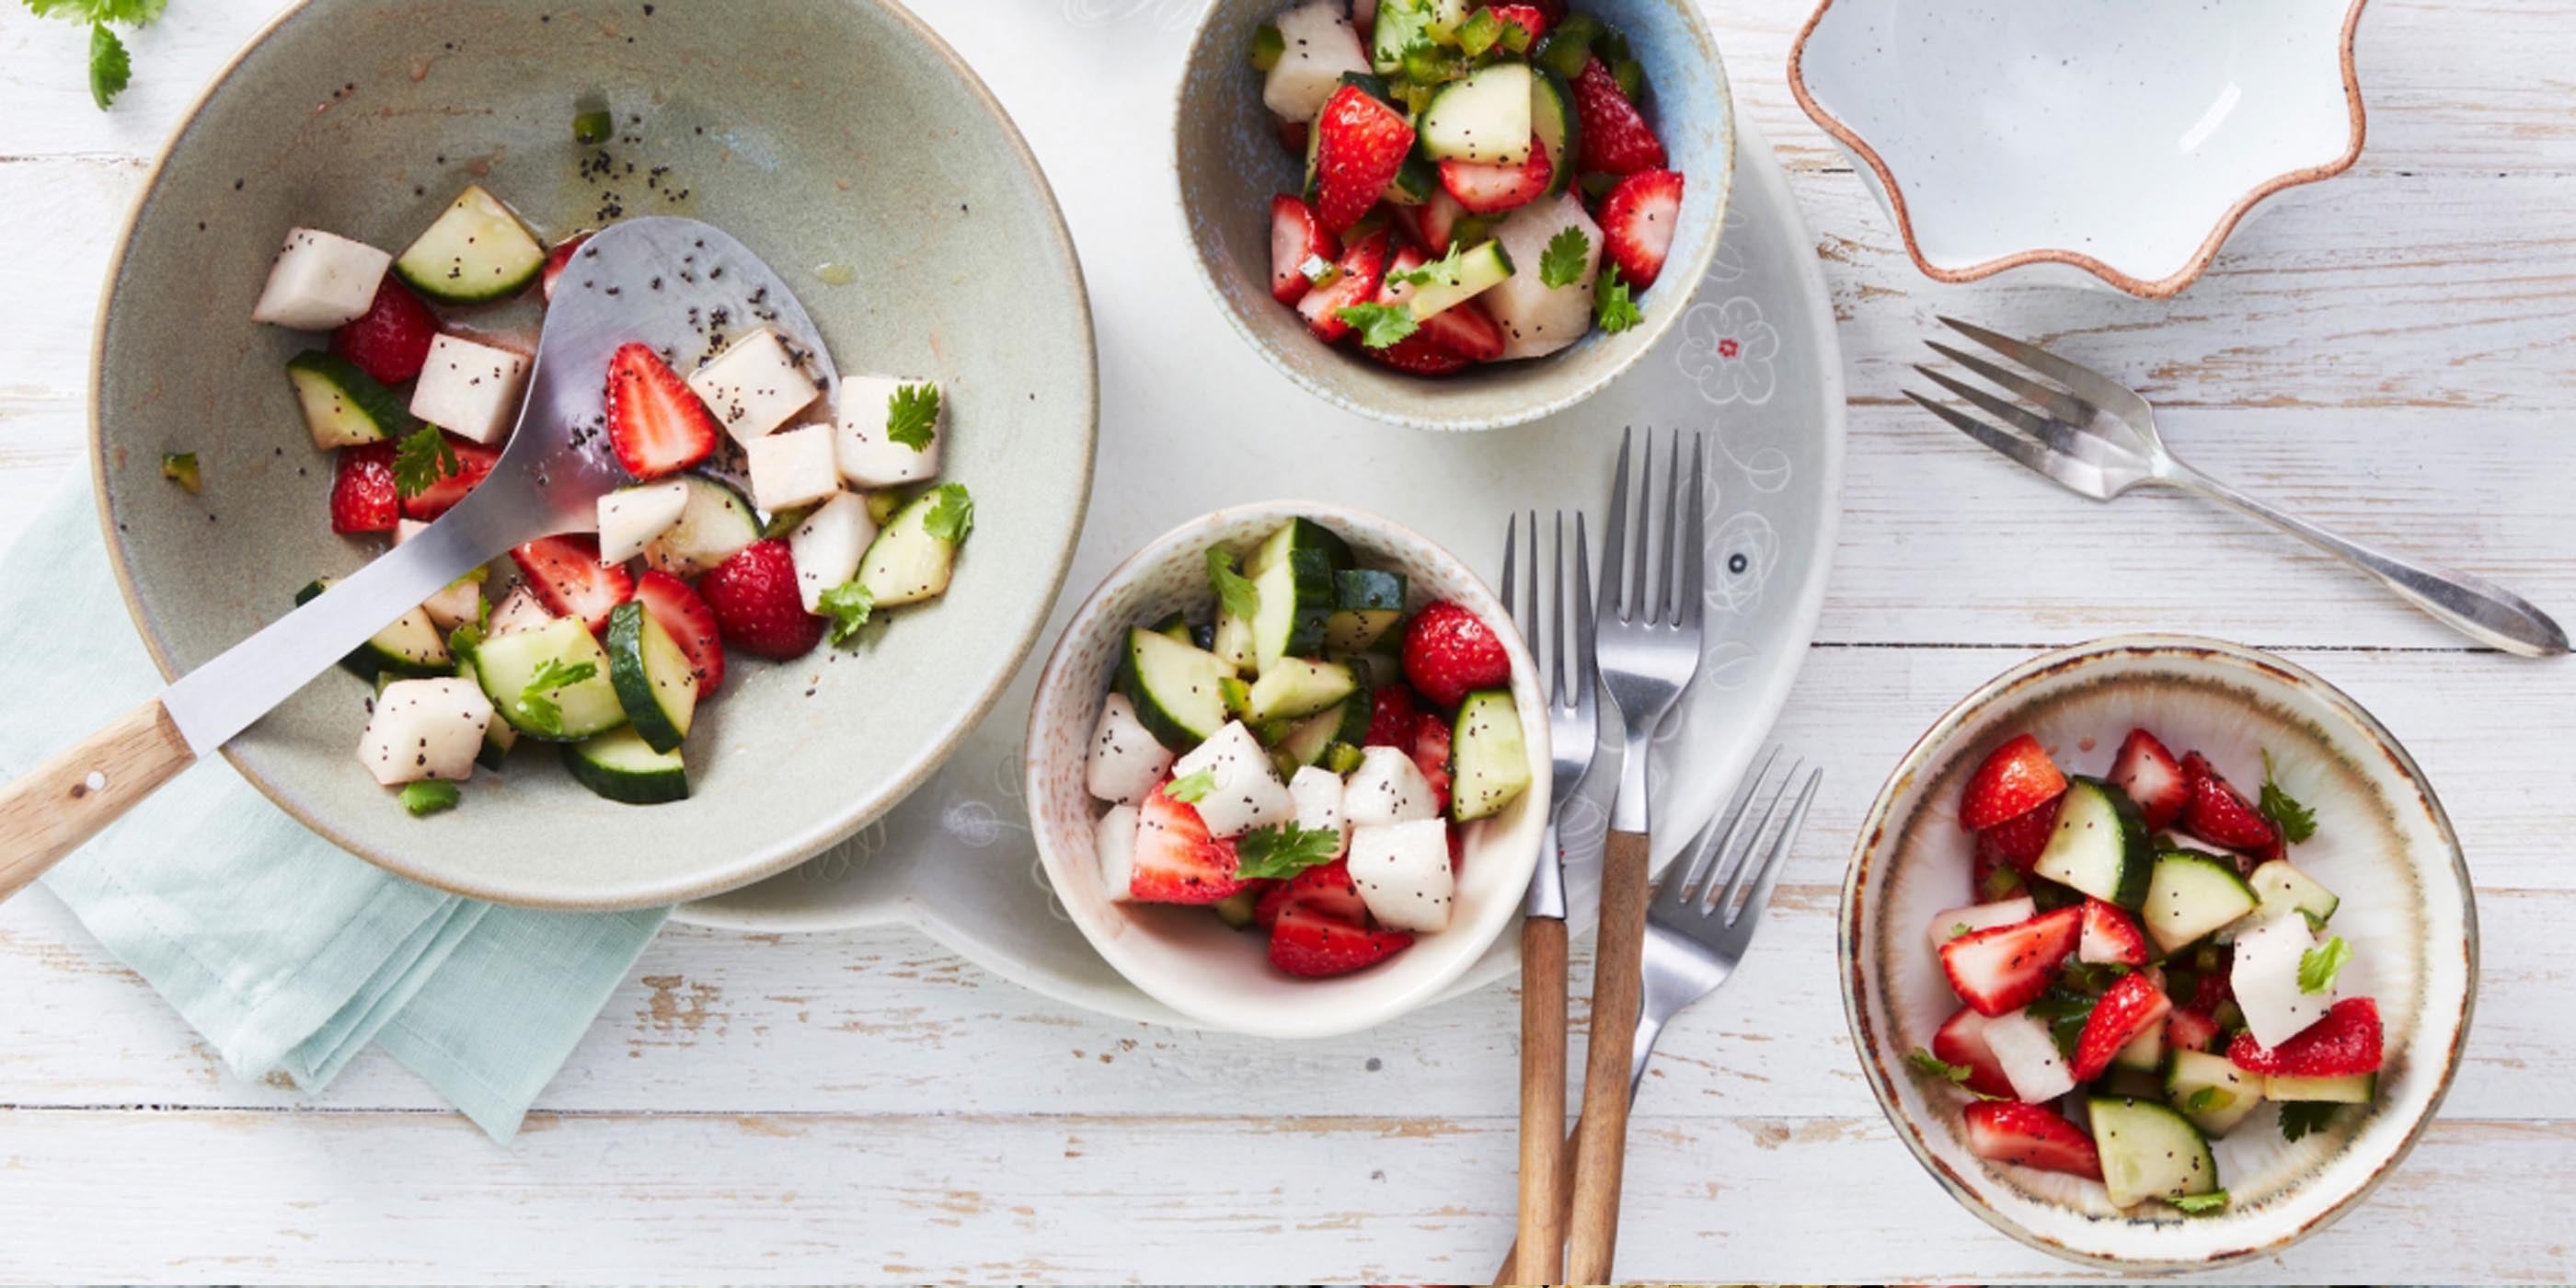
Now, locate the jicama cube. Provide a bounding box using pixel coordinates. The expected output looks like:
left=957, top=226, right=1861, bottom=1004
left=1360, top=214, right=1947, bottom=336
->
left=1262, top=1, right=1373, bottom=123
left=358, top=677, right=493, bottom=786
left=1288, top=765, right=1350, bottom=857
left=1096, top=804, right=1140, bottom=902
left=686, top=326, right=820, bottom=444
left=409, top=334, right=531, bottom=445
left=743, top=423, right=841, bottom=512
left=1981, top=1008, right=2076, bottom=1104
left=251, top=228, right=392, bottom=330
left=1167, top=720, right=1294, bottom=838
left=1926, top=896, right=2036, bottom=951
left=1341, top=745, right=1439, bottom=826
left=1348, top=818, right=1455, bottom=933
left=1086, top=694, right=1175, bottom=807
left=597, top=480, right=692, bottom=565
left=788, top=491, right=878, bottom=614
left=834, top=375, right=944, bottom=489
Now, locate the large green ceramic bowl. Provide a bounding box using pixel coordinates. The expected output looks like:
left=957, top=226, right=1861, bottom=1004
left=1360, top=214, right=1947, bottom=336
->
left=90, top=0, right=1096, bottom=909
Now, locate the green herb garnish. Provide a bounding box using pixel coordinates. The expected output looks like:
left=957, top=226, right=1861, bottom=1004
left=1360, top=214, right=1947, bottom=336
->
left=1208, top=547, right=1260, bottom=623
left=1233, top=822, right=1346, bottom=880
left=1334, top=302, right=1420, bottom=350
left=1905, top=1048, right=1974, bottom=1086
left=922, top=482, right=974, bottom=544
left=1594, top=263, right=1643, bottom=333
left=2279, top=1100, right=2339, bottom=1143
left=819, top=581, right=876, bottom=646
left=22, top=0, right=167, bottom=109
left=160, top=451, right=201, bottom=495
left=2258, top=749, right=2317, bottom=844
left=2168, top=1190, right=2229, bottom=1215
left=885, top=383, right=940, bottom=452
left=1164, top=769, right=1219, bottom=804
left=392, top=425, right=460, bottom=500
left=1539, top=226, right=1591, bottom=289
left=513, top=657, right=596, bottom=737
left=2299, top=936, right=2350, bottom=995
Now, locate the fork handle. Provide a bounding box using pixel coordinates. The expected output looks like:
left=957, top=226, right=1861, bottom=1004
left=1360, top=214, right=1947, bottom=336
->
left=1509, top=914, right=1569, bottom=1285
left=2177, top=470, right=2568, bottom=657
left=1565, top=828, right=1651, bottom=1284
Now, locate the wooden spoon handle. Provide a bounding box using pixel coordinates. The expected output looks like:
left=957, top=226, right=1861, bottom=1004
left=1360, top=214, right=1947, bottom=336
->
left=0, top=697, right=193, bottom=902
left=1507, top=914, right=1570, bottom=1285
left=1564, top=827, right=1650, bottom=1284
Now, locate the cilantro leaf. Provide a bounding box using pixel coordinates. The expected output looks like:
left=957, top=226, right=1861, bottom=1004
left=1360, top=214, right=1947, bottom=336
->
left=1164, top=769, right=1218, bottom=804
left=2168, top=1190, right=2229, bottom=1215
left=2279, top=1100, right=2339, bottom=1143
left=922, top=482, right=974, bottom=544
left=398, top=780, right=460, bottom=818
left=1388, top=242, right=1467, bottom=289
left=1232, top=822, right=1346, bottom=880
left=819, top=581, right=875, bottom=646
left=88, top=22, right=129, bottom=109
left=392, top=426, right=459, bottom=500
left=513, top=658, right=596, bottom=737
left=2259, top=749, right=2317, bottom=844
left=24, top=1, right=167, bottom=110
left=1904, top=1048, right=1973, bottom=1086
left=1334, top=302, right=1420, bottom=350
left=2183, top=1085, right=2236, bottom=1114
left=2299, top=936, right=2350, bottom=995
left=1207, top=547, right=1259, bottom=623
left=885, top=383, right=939, bottom=452
left=1539, top=226, right=1591, bottom=289
left=1594, top=263, right=1643, bottom=333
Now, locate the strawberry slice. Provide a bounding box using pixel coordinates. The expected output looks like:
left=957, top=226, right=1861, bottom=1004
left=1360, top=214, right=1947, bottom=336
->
left=1312, top=83, right=1417, bottom=233
left=1256, top=858, right=1367, bottom=928
left=2179, top=752, right=2282, bottom=862
left=1130, top=786, right=1249, bottom=905
left=1959, top=733, right=2067, bottom=831
left=2110, top=728, right=2190, bottom=831
left=1961, top=1101, right=2103, bottom=1180
left=1970, top=833, right=2029, bottom=903
left=2078, top=898, right=2150, bottom=967
left=2070, top=970, right=2173, bottom=1081
left=1274, top=119, right=1309, bottom=156
left=540, top=230, right=592, bottom=303
left=630, top=569, right=726, bottom=697
left=1363, top=683, right=1422, bottom=748
left=1265, top=858, right=1414, bottom=977
left=2186, top=963, right=2235, bottom=1016
left=329, top=278, right=440, bottom=385
left=2227, top=996, right=2383, bottom=1077
left=1978, top=794, right=2060, bottom=868
left=510, top=534, right=635, bottom=633
left=1417, top=299, right=1505, bottom=362
left=1938, top=905, right=2081, bottom=1017
left=399, top=431, right=499, bottom=522
left=1269, top=194, right=1340, bottom=305
left=1297, top=227, right=1391, bottom=341
left=2167, top=1007, right=2222, bottom=1054
left=1412, top=710, right=1455, bottom=816
left=1363, top=331, right=1474, bottom=375
left=1437, top=138, right=1553, bottom=214
left=1930, top=1007, right=2017, bottom=1099
left=1598, top=168, right=1683, bottom=288
left=697, top=539, right=822, bottom=660
left=328, top=442, right=399, bottom=535
left=1491, top=3, right=1548, bottom=41
left=603, top=342, right=721, bottom=481
left=1571, top=56, right=1668, bottom=175
left=1418, top=189, right=1472, bottom=254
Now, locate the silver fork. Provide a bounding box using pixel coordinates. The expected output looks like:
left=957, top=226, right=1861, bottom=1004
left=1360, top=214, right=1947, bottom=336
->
left=1499, top=510, right=1598, bottom=1287
left=1566, top=426, right=1706, bottom=1285
left=1910, top=316, right=2567, bottom=657
left=1491, top=750, right=1821, bottom=1285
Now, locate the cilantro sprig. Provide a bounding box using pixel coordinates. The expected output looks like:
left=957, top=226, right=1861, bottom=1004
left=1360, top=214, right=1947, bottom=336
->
left=2279, top=1101, right=2339, bottom=1143
left=2168, top=1190, right=2230, bottom=1215
left=1334, top=302, right=1420, bottom=350
left=923, top=482, right=974, bottom=544
left=1594, top=263, right=1643, bottom=333
left=513, top=657, right=596, bottom=737
left=1207, top=547, right=1259, bottom=623
left=885, top=383, right=939, bottom=452
left=1539, top=226, right=1591, bottom=289
left=1164, top=769, right=1218, bottom=804
left=392, top=425, right=460, bottom=500
left=2298, top=936, right=2350, bottom=995
left=819, top=581, right=875, bottom=646
left=22, top=0, right=167, bottom=109
left=1232, top=822, right=1345, bottom=880
left=2258, top=749, right=2317, bottom=844
left=1904, top=1048, right=1974, bottom=1086
left=1387, top=242, right=1468, bottom=289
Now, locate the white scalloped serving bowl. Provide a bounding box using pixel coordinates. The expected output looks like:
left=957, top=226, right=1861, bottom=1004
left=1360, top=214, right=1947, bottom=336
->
left=1788, top=0, right=2370, bottom=296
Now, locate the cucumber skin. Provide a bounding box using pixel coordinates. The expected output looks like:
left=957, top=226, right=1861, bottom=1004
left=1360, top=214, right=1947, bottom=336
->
left=1115, top=628, right=1230, bottom=753
left=1449, top=687, right=1533, bottom=822
left=2039, top=777, right=2154, bottom=909
left=286, top=351, right=415, bottom=447
left=559, top=730, right=689, bottom=805
left=1530, top=67, right=1581, bottom=198
left=604, top=601, right=691, bottom=753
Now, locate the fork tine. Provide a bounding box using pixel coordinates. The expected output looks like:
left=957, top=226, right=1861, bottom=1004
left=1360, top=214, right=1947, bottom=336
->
left=1629, top=427, right=1656, bottom=618
left=1571, top=512, right=1597, bottom=716
left=1938, top=316, right=2141, bottom=415
left=1914, top=365, right=2130, bottom=469
left=1656, top=746, right=1780, bottom=907
left=1600, top=429, right=1632, bottom=620
left=1655, top=430, right=1682, bottom=625
left=1679, top=432, right=1707, bottom=630
left=1906, top=391, right=2112, bottom=499
left=1924, top=339, right=2102, bottom=432
left=1727, top=766, right=1822, bottom=929
left=1501, top=509, right=1521, bottom=636
left=1547, top=512, right=1568, bottom=706
left=1710, top=756, right=1802, bottom=917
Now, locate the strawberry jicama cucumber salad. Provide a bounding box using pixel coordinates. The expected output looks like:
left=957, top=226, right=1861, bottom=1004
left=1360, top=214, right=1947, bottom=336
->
left=1251, top=0, right=1684, bottom=374
left=1910, top=727, right=2382, bottom=1215
left=247, top=187, right=969, bottom=814
left=1084, top=518, right=1534, bottom=977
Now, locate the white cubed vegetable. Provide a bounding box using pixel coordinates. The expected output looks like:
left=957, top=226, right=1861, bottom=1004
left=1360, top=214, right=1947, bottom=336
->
left=1348, top=818, right=1455, bottom=934
left=409, top=334, right=531, bottom=445
left=1486, top=194, right=1603, bottom=361
left=1288, top=765, right=1350, bottom=857
left=596, top=479, right=693, bottom=565
left=1096, top=804, right=1140, bottom=902
left=251, top=227, right=392, bottom=330
left=391, top=522, right=484, bottom=628
left=1341, top=744, right=1438, bottom=826
left=1167, top=720, right=1294, bottom=838
left=834, top=374, right=944, bottom=489
left=743, top=423, right=842, bottom=512
left=1981, top=1008, right=2076, bottom=1104
left=357, top=677, right=492, bottom=786
left=1926, top=896, right=2035, bottom=952
left=1263, top=1, right=1372, bottom=123
left=2232, top=912, right=2339, bottom=1049
left=488, top=585, right=553, bottom=636
left=788, top=491, right=878, bottom=614
left=1086, top=693, right=1176, bottom=807
left=686, top=326, right=820, bottom=444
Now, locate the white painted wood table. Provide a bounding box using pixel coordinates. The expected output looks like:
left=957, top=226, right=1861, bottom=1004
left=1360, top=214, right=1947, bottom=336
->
left=3, top=0, right=2571, bottom=1282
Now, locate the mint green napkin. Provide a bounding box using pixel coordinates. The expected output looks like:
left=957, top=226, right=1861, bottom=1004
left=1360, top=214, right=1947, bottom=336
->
left=0, top=475, right=665, bottom=1141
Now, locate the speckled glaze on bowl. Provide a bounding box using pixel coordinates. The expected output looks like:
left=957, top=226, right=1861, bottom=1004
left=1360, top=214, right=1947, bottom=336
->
left=89, top=0, right=1096, bottom=910
left=1175, top=0, right=1734, bottom=432
left=1842, top=635, right=2473, bottom=1269
left=1026, top=501, right=1548, bottom=1037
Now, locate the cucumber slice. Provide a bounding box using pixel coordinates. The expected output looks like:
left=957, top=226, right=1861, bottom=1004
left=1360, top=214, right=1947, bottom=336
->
left=286, top=351, right=413, bottom=449
left=562, top=726, right=689, bottom=805
left=1115, top=627, right=1234, bottom=752
left=2033, top=777, right=2153, bottom=909
left=471, top=615, right=626, bottom=742
left=1278, top=684, right=1373, bottom=768
left=2087, top=1097, right=2219, bottom=1209
left=1213, top=887, right=1261, bottom=930
left=1529, top=67, right=1581, bottom=198
left=604, top=600, right=700, bottom=753
left=857, top=489, right=963, bottom=607
left=1451, top=688, right=1533, bottom=821
left=1382, top=150, right=1439, bottom=206
left=2166, top=1049, right=2264, bottom=1137
left=1420, top=63, right=1533, bottom=165
left=295, top=578, right=450, bottom=678
left=1323, top=569, right=1408, bottom=653
left=1245, top=520, right=1351, bottom=671
left=2248, top=859, right=2340, bottom=928
left=2112, top=1023, right=2166, bottom=1074
left=1401, top=238, right=1514, bottom=320
left=1212, top=608, right=1259, bottom=675
left=2265, top=1071, right=2375, bottom=1104
left=1246, top=516, right=1356, bottom=577
left=1247, top=657, right=1358, bottom=724
left=2142, top=848, right=2260, bottom=954
left=1149, top=611, right=1195, bottom=646
left=395, top=185, right=546, bottom=305
left=644, top=475, right=762, bottom=577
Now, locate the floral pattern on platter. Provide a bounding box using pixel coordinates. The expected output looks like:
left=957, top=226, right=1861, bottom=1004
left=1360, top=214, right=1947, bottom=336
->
left=1677, top=296, right=1782, bottom=406
left=1060, top=0, right=1206, bottom=30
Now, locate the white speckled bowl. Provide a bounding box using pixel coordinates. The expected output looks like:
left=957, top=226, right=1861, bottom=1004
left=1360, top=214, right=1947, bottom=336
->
left=1026, top=501, right=1548, bottom=1038
left=1843, top=635, right=2473, bottom=1269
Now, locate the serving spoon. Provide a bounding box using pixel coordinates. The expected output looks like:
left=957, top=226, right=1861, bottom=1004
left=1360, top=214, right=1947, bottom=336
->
left=0, top=217, right=836, bottom=900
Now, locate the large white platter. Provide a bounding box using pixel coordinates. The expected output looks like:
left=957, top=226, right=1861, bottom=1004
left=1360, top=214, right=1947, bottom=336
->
left=678, top=40, right=1844, bottom=1029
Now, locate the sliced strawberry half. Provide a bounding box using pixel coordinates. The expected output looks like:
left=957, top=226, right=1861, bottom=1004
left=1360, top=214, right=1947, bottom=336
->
left=1363, top=683, right=1422, bottom=748
left=1491, top=3, right=1548, bottom=41
left=1961, top=1101, right=2103, bottom=1180
left=1312, top=83, right=1417, bottom=233
left=510, top=534, right=635, bottom=633
left=1269, top=194, right=1340, bottom=305
left=696, top=539, right=822, bottom=661
left=1256, top=858, right=1368, bottom=928
left=1979, top=794, right=2061, bottom=868
left=1417, top=298, right=1506, bottom=362
left=1265, top=858, right=1414, bottom=977
left=1297, top=228, right=1391, bottom=342
left=1938, top=905, right=2081, bottom=1017
left=1438, top=138, right=1553, bottom=214
left=1598, top=168, right=1683, bottom=288
left=603, top=342, right=721, bottom=481
left=2110, top=728, right=2190, bottom=831
left=540, top=230, right=592, bottom=304
left=2167, top=1007, right=2222, bottom=1054
left=1130, top=786, right=1248, bottom=905
left=1959, top=733, right=2067, bottom=831
left=2227, top=996, right=2383, bottom=1077
left=329, top=278, right=440, bottom=385
left=2078, top=898, right=2150, bottom=967
left=1412, top=710, right=1455, bottom=816
left=630, top=569, right=726, bottom=697
left=328, top=442, right=399, bottom=535
left=1571, top=56, right=1668, bottom=175
left=1274, top=118, right=1309, bottom=156
left=399, top=432, right=500, bottom=522
left=1930, top=1007, right=2017, bottom=1100
left=1418, top=189, right=1472, bottom=254
left=2179, top=752, right=2282, bottom=862
left=2070, top=970, right=2173, bottom=1081
left=1363, top=331, right=1474, bottom=375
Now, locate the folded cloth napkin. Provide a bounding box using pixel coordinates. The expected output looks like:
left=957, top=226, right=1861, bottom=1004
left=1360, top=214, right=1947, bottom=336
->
left=0, top=474, right=665, bottom=1141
